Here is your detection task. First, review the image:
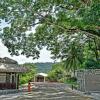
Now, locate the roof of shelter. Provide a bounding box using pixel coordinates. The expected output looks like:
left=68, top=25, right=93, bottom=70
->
left=0, top=57, right=28, bottom=73
left=0, top=57, right=18, bottom=64
left=36, top=73, right=48, bottom=77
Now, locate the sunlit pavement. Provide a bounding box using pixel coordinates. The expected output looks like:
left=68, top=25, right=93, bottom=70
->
left=0, top=83, right=94, bottom=100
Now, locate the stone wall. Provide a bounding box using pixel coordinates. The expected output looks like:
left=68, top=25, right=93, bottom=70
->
left=85, top=70, right=100, bottom=92
left=76, top=69, right=100, bottom=92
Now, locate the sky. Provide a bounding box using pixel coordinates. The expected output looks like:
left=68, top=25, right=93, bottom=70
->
left=0, top=39, right=54, bottom=64
left=0, top=20, right=54, bottom=64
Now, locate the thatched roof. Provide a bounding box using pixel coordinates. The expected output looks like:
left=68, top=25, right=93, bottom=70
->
left=0, top=57, right=28, bottom=73
left=0, top=57, right=18, bottom=64
left=36, top=73, right=48, bottom=77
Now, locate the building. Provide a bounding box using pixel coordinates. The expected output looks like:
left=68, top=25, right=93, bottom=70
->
left=0, top=57, right=27, bottom=89
left=34, top=73, right=48, bottom=82
left=76, top=69, right=100, bottom=92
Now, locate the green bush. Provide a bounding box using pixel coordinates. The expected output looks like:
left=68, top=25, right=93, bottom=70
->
left=20, top=63, right=36, bottom=85
left=64, top=77, right=77, bottom=86
left=48, top=63, right=65, bottom=82
left=69, top=77, right=77, bottom=82
left=83, top=59, right=100, bottom=69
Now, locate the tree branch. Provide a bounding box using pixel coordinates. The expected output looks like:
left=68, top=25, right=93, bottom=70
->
left=80, top=29, right=100, bottom=37
left=35, top=13, right=100, bottom=37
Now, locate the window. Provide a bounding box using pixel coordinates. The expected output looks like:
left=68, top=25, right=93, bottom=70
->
left=6, top=73, right=11, bottom=83
left=0, top=73, right=6, bottom=83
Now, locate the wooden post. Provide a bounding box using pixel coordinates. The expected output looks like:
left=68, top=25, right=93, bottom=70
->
left=15, top=73, right=18, bottom=89
left=17, top=74, right=19, bottom=89
left=44, top=76, right=46, bottom=82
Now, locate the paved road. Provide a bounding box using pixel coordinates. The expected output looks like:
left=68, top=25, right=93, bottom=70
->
left=0, top=83, right=94, bottom=100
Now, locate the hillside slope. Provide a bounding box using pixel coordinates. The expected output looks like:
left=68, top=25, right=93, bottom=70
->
left=34, top=62, right=54, bottom=73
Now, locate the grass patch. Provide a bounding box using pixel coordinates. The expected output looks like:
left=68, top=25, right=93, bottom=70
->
left=64, top=77, right=78, bottom=89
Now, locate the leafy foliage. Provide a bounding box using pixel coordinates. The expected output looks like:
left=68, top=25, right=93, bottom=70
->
left=20, top=63, right=36, bottom=84
left=0, top=0, right=100, bottom=57
left=48, top=63, right=66, bottom=82
left=83, top=59, right=100, bottom=69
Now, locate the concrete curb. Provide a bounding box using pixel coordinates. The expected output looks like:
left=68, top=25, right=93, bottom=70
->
left=91, top=93, right=100, bottom=100
left=67, top=88, right=99, bottom=100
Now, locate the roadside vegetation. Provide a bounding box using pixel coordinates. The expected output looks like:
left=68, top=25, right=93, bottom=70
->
left=47, top=62, right=78, bottom=87
left=20, top=63, right=37, bottom=85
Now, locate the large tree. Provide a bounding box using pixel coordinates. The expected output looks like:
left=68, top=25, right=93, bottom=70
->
left=0, top=0, right=100, bottom=62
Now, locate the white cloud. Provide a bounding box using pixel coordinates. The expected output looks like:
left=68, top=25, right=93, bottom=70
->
left=0, top=39, right=54, bottom=64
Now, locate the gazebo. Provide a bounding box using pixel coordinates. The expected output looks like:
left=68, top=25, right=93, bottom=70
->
left=0, top=57, right=27, bottom=89
left=34, top=73, right=48, bottom=82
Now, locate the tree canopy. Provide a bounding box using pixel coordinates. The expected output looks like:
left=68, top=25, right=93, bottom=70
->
left=0, top=0, right=100, bottom=71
